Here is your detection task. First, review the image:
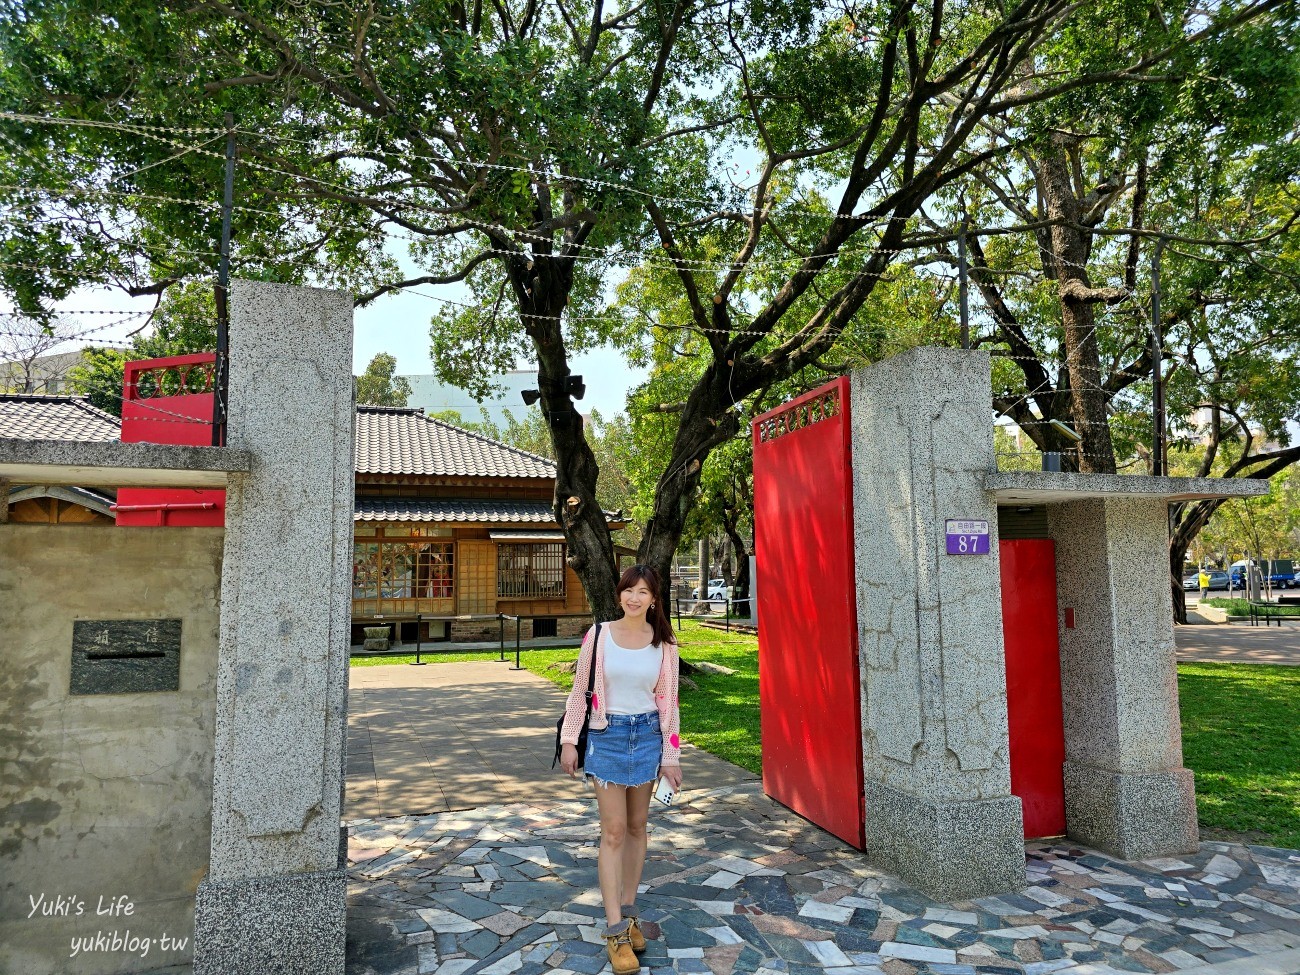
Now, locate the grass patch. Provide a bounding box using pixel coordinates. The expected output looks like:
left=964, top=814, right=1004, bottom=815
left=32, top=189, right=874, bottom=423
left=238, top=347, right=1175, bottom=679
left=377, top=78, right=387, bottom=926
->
left=1202, top=597, right=1300, bottom=616
left=1178, top=661, right=1300, bottom=849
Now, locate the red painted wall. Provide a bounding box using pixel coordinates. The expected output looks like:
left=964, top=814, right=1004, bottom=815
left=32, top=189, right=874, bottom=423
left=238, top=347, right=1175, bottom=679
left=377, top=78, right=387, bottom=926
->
left=116, top=353, right=225, bottom=527
left=752, top=377, right=865, bottom=849
left=1000, top=538, right=1067, bottom=838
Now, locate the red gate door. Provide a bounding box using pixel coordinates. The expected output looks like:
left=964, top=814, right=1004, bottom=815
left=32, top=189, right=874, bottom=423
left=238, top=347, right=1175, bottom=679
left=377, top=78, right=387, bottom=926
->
left=752, top=377, right=865, bottom=849
left=1000, top=538, right=1067, bottom=839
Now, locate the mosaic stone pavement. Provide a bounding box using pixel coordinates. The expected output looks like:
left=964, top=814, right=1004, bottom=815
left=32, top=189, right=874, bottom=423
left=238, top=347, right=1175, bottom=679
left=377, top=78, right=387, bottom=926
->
left=344, top=781, right=1300, bottom=975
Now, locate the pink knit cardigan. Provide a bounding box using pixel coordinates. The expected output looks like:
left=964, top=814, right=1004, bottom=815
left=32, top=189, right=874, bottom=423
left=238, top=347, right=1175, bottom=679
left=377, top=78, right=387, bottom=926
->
left=559, top=623, right=681, bottom=766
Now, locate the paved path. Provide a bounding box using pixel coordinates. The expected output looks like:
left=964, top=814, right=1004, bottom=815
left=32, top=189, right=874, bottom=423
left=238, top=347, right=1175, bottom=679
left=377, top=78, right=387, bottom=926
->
left=347, top=662, right=755, bottom=821
left=345, top=783, right=1300, bottom=975
left=345, top=663, right=1300, bottom=975
left=1175, top=623, right=1300, bottom=667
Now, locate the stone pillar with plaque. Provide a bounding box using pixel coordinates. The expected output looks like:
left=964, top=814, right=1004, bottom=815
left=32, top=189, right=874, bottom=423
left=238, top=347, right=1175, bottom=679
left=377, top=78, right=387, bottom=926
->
left=847, top=347, right=1025, bottom=900
left=192, top=281, right=355, bottom=975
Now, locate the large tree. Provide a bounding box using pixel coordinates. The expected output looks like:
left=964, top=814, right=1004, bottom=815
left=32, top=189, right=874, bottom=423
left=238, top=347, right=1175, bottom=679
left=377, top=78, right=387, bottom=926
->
left=2, top=0, right=1285, bottom=617
left=355, top=352, right=412, bottom=407
left=911, top=0, right=1300, bottom=619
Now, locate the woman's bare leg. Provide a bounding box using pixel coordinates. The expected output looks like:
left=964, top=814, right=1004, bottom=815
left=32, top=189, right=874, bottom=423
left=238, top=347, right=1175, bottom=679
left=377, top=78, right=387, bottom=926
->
left=620, top=782, right=654, bottom=906
left=592, top=780, right=630, bottom=926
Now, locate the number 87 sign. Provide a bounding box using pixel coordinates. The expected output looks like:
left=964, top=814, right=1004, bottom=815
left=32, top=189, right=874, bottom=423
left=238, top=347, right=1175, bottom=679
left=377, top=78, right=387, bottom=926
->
left=945, top=519, right=990, bottom=555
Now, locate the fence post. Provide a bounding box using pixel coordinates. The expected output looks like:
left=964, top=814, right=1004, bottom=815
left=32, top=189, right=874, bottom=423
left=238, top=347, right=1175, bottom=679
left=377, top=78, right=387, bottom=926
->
left=498, top=614, right=507, bottom=662
left=411, top=613, right=426, bottom=666
left=510, top=616, right=524, bottom=670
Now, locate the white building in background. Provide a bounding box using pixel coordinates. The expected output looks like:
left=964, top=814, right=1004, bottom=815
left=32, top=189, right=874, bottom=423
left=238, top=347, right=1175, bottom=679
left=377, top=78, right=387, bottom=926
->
left=0, top=349, right=88, bottom=394
left=400, top=369, right=539, bottom=425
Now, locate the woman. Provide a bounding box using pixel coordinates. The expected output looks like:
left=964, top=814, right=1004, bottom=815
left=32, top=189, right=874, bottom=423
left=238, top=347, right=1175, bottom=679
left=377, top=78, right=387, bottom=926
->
left=559, top=564, right=682, bottom=975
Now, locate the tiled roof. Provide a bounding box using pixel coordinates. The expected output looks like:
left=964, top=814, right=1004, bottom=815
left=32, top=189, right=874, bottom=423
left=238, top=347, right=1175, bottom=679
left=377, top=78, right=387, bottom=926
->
left=0, top=394, right=121, bottom=442
left=355, top=498, right=556, bottom=523
left=355, top=406, right=556, bottom=479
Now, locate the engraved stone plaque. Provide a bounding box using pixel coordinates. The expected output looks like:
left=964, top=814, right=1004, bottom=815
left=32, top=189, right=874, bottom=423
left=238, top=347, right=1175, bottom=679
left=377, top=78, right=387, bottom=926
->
left=71, top=619, right=182, bottom=695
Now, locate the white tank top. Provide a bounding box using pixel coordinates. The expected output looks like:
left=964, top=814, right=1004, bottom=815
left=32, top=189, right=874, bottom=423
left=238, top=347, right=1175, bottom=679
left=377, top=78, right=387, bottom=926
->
left=603, top=630, right=663, bottom=714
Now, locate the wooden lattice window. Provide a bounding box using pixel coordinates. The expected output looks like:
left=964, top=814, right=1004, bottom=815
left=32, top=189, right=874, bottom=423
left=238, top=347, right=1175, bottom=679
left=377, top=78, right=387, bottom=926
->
left=352, top=541, right=454, bottom=599
left=497, top=543, right=566, bottom=599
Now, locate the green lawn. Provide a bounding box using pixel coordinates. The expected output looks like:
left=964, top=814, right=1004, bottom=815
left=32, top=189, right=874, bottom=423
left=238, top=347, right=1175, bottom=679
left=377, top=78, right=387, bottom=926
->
left=1178, top=661, right=1300, bottom=849
left=350, top=628, right=1300, bottom=848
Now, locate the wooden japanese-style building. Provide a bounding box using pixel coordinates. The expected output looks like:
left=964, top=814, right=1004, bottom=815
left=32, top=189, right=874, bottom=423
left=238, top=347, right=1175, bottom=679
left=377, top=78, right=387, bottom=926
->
left=2, top=390, right=625, bottom=644
left=351, top=405, right=627, bottom=643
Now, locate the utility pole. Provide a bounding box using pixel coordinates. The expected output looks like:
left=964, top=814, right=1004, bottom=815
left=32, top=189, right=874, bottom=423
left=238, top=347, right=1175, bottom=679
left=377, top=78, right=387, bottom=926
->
left=958, top=219, right=970, bottom=350
left=213, top=112, right=235, bottom=447
left=1150, top=236, right=1167, bottom=476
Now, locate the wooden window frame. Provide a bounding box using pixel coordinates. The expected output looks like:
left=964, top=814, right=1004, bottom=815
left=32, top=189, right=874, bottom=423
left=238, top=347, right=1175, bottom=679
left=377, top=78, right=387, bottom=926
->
left=497, top=542, right=566, bottom=600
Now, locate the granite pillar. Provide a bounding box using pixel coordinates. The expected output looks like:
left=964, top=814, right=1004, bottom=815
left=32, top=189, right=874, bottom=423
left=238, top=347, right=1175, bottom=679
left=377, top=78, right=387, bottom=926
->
left=1049, top=497, right=1199, bottom=859
left=193, top=281, right=355, bottom=974
left=849, top=347, right=1024, bottom=900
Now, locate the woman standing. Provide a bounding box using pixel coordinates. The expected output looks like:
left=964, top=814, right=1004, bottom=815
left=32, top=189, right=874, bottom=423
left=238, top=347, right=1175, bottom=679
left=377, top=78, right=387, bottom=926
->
left=559, top=564, right=682, bottom=975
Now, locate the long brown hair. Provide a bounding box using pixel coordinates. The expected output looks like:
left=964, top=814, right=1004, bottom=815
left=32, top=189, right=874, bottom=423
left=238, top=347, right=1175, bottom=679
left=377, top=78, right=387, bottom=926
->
left=617, top=564, right=676, bottom=647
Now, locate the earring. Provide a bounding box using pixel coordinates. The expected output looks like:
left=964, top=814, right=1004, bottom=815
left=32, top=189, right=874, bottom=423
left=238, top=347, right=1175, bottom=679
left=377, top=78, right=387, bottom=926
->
left=650, top=604, right=655, bottom=610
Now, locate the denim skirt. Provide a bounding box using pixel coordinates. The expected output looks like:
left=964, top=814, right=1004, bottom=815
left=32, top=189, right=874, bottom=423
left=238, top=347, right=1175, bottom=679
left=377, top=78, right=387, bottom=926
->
left=585, top=711, right=662, bottom=788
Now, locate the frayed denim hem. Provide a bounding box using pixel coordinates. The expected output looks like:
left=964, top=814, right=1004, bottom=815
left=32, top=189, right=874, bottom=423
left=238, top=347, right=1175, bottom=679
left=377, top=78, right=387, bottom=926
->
left=586, top=773, right=657, bottom=790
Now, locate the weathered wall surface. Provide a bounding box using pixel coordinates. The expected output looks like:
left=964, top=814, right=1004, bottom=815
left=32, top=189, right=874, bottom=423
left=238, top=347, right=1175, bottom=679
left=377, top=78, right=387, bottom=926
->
left=0, top=524, right=223, bottom=975
left=1049, top=497, right=1198, bottom=858
left=194, top=279, right=353, bottom=975
left=849, top=347, right=1024, bottom=900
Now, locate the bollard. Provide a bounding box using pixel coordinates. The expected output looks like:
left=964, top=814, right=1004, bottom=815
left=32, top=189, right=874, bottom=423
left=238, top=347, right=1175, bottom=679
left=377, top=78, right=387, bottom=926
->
left=510, top=616, right=524, bottom=670
left=410, top=613, right=426, bottom=665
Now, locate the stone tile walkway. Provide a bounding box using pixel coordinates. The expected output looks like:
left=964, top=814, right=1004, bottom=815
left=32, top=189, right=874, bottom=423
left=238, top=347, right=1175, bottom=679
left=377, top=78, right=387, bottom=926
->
left=344, top=781, right=1300, bottom=975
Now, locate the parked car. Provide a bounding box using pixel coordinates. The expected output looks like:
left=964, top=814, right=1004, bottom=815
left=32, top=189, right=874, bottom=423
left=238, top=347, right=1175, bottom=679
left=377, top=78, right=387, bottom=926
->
left=691, top=578, right=728, bottom=600
left=1182, top=575, right=1199, bottom=591
left=1205, top=570, right=1230, bottom=591
left=1269, top=572, right=1295, bottom=589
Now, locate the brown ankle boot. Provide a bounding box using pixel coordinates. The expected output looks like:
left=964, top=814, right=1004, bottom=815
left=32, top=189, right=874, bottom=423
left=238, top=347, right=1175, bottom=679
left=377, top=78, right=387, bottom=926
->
left=603, top=921, right=640, bottom=975
left=621, top=905, right=647, bottom=952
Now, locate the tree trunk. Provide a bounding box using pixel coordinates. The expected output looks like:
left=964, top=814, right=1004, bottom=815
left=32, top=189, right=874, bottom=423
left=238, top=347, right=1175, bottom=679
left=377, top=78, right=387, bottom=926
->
left=1169, top=538, right=1189, bottom=625
left=516, top=255, right=620, bottom=621
left=1169, top=496, right=1230, bottom=626
left=1040, top=140, right=1118, bottom=474
left=637, top=374, right=743, bottom=611
left=722, top=517, right=750, bottom=614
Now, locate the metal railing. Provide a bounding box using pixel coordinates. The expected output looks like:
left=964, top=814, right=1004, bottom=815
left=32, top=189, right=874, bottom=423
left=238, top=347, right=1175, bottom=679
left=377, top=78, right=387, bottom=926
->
left=673, top=596, right=754, bottom=634
left=349, top=612, right=593, bottom=669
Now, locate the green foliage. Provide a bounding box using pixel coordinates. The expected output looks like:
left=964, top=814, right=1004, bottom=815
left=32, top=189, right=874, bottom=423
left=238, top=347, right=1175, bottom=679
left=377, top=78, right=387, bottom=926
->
left=65, top=281, right=216, bottom=415
left=8, top=0, right=1298, bottom=603
left=1194, top=468, right=1300, bottom=564
left=355, top=353, right=412, bottom=408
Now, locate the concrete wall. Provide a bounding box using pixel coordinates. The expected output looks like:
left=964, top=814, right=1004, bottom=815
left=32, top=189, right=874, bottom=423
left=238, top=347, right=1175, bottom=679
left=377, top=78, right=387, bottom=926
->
left=194, top=280, right=354, bottom=975
left=849, top=347, right=1024, bottom=900
left=1049, top=498, right=1199, bottom=858
left=0, top=524, right=223, bottom=975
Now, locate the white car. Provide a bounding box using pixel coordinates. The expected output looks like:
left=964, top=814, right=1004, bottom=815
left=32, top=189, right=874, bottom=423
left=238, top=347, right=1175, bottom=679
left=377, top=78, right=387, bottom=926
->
left=691, top=578, right=728, bottom=600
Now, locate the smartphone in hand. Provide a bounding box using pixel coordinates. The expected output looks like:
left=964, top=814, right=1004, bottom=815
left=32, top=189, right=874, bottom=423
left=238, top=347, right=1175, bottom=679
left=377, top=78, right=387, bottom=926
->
left=652, top=777, right=675, bottom=807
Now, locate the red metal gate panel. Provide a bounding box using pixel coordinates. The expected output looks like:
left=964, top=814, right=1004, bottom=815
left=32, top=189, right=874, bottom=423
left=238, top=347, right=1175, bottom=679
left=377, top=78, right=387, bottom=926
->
left=1000, top=538, right=1067, bottom=839
left=116, top=353, right=225, bottom=527
left=752, top=377, right=864, bottom=849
